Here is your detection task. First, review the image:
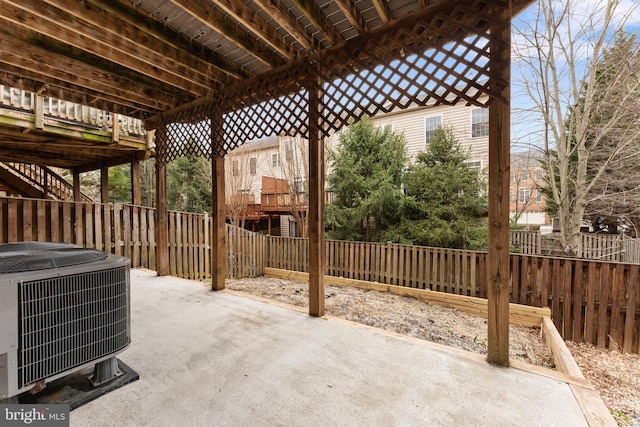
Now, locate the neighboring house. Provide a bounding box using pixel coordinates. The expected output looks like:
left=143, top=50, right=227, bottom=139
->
left=509, top=151, right=549, bottom=226
left=226, top=97, right=492, bottom=235
left=224, top=135, right=308, bottom=236
left=366, top=96, right=490, bottom=168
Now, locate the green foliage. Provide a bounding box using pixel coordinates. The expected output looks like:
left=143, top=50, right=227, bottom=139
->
left=390, top=127, right=488, bottom=250
left=326, top=117, right=408, bottom=241
left=108, top=165, right=132, bottom=203
left=167, top=151, right=212, bottom=214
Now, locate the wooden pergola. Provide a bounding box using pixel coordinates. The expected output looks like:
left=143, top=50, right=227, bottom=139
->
left=0, top=0, right=533, bottom=366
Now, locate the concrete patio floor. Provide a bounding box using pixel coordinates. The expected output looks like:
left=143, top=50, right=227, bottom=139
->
left=71, top=269, right=590, bottom=426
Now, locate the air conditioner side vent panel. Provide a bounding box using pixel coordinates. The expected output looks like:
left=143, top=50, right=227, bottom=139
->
left=17, top=265, right=130, bottom=389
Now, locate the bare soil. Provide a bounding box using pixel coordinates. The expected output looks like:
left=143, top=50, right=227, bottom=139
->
left=226, top=276, right=640, bottom=426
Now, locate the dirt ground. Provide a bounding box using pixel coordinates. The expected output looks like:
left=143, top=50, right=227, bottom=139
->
left=226, top=276, right=639, bottom=426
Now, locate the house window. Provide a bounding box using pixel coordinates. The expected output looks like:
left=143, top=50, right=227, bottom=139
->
left=425, top=116, right=441, bottom=144
left=272, top=153, right=279, bottom=168
left=465, top=160, right=482, bottom=170
left=471, top=108, right=489, bottom=138
left=509, top=189, right=514, bottom=202
left=289, top=219, right=297, bottom=237
left=510, top=171, right=515, bottom=182
left=518, top=187, right=530, bottom=203
left=294, top=177, right=305, bottom=192
left=536, top=189, right=543, bottom=203
left=378, top=122, right=392, bottom=132
left=250, top=157, right=257, bottom=175
left=521, top=169, right=529, bottom=181
left=232, top=160, right=239, bottom=177
left=536, top=168, right=544, bottom=180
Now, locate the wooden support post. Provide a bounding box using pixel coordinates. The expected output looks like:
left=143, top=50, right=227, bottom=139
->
left=42, top=167, right=48, bottom=199
left=131, top=160, right=141, bottom=205
left=156, top=159, right=169, bottom=276
left=487, top=1, right=512, bottom=366
left=72, top=168, right=81, bottom=202
left=112, top=113, right=120, bottom=143
left=211, top=154, right=226, bottom=290
left=100, top=167, right=109, bottom=204
left=308, top=83, right=325, bottom=317
left=34, top=95, right=44, bottom=130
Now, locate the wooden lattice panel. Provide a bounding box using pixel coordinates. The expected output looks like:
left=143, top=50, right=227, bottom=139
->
left=155, top=101, right=213, bottom=165
left=155, top=0, right=508, bottom=164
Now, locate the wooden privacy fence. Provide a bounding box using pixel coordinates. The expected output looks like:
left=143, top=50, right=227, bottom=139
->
left=0, top=196, right=637, bottom=354
left=268, top=237, right=482, bottom=296
left=0, top=197, right=265, bottom=281
left=268, top=235, right=640, bottom=354
left=511, top=230, right=640, bottom=264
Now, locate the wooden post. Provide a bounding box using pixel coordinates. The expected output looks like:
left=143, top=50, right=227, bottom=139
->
left=487, top=1, right=512, bottom=366
left=308, top=83, right=325, bottom=317
left=100, top=167, right=109, bottom=204
left=72, top=169, right=81, bottom=202
left=112, top=113, right=120, bottom=143
left=42, top=167, right=49, bottom=199
left=131, top=160, right=141, bottom=205
left=34, top=95, right=44, bottom=130
left=156, top=159, right=169, bottom=276
left=211, top=154, right=226, bottom=290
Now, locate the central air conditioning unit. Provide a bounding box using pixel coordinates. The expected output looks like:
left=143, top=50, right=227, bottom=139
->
left=0, top=242, right=130, bottom=402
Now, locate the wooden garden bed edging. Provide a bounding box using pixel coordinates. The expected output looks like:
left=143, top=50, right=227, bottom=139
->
left=263, top=267, right=549, bottom=327
left=541, top=316, right=616, bottom=427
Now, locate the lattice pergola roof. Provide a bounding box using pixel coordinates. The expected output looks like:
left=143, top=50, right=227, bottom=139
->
left=151, top=0, right=527, bottom=164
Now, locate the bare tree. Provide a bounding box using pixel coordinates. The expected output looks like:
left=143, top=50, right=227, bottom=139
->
left=277, top=136, right=309, bottom=238
left=224, top=148, right=260, bottom=229
left=514, top=0, right=640, bottom=255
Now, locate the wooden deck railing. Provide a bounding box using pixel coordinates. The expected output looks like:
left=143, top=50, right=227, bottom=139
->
left=1, top=85, right=146, bottom=138
left=0, top=195, right=637, bottom=354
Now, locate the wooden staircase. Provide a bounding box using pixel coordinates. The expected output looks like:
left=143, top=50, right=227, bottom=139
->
left=0, top=162, right=92, bottom=202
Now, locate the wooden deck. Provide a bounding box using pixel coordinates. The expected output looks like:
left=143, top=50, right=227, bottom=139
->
left=0, top=86, right=152, bottom=171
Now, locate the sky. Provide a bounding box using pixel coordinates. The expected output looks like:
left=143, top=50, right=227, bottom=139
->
left=510, top=0, right=640, bottom=152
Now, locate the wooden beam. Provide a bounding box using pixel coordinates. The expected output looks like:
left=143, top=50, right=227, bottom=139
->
left=252, top=0, right=316, bottom=50
left=203, top=0, right=297, bottom=60
left=100, top=166, right=109, bottom=204
left=291, top=0, right=341, bottom=45
left=333, top=0, right=364, bottom=34
left=168, top=0, right=281, bottom=68
left=131, top=160, right=141, bottom=206
left=61, top=0, right=244, bottom=82
left=211, top=154, right=226, bottom=290
left=486, top=0, right=512, bottom=367
left=0, top=25, right=189, bottom=111
left=307, top=82, right=324, bottom=317
left=156, top=158, right=169, bottom=276
left=1, top=3, right=210, bottom=95
left=371, top=0, right=392, bottom=23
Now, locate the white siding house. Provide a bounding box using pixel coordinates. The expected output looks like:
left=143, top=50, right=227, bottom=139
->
left=366, top=98, right=489, bottom=168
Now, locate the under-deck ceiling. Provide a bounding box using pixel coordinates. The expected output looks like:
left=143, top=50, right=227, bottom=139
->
left=0, top=0, right=530, bottom=120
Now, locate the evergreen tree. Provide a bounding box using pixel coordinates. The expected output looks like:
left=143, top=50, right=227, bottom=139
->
left=108, top=165, right=132, bottom=203
left=167, top=152, right=212, bottom=214
left=326, top=117, right=408, bottom=241
left=388, top=127, right=487, bottom=249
